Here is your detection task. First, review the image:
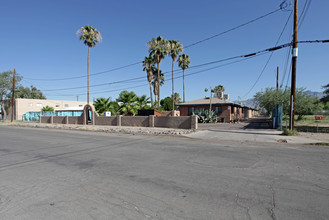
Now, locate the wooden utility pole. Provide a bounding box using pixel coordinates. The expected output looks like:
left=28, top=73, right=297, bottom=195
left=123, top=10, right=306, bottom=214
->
left=276, top=66, right=279, bottom=90
left=289, top=0, right=298, bottom=131
left=11, top=69, right=16, bottom=122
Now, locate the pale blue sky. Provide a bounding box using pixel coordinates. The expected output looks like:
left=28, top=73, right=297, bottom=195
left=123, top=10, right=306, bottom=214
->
left=1, top=0, right=328, bottom=102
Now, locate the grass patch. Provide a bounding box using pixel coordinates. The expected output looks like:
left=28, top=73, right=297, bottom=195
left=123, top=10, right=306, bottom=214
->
left=308, top=142, right=329, bottom=146
left=282, top=128, right=299, bottom=136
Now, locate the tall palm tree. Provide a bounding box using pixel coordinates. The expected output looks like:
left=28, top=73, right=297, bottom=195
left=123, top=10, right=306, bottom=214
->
left=77, top=25, right=102, bottom=104
left=152, top=68, right=164, bottom=105
left=168, top=40, right=184, bottom=112
left=142, top=56, right=155, bottom=107
left=147, top=36, right=168, bottom=108
left=178, top=54, right=190, bottom=103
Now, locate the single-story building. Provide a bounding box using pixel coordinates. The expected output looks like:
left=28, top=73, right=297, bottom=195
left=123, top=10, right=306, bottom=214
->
left=1, top=98, right=92, bottom=120
left=177, top=97, right=258, bottom=122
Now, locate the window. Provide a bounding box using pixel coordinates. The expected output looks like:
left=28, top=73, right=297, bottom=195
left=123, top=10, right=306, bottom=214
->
left=55, top=104, right=60, bottom=107
left=64, top=104, right=69, bottom=107
left=36, top=103, right=42, bottom=107
left=79, top=105, right=83, bottom=107
left=231, top=106, right=234, bottom=114
left=28, top=103, right=33, bottom=107
left=237, top=108, right=240, bottom=114
left=188, top=107, right=195, bottom=115
left=215, top=106, right=222, bottom=114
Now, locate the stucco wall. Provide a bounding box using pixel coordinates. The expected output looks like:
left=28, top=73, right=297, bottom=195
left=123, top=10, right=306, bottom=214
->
left=53, top=116, right=66, bottom=124
left=154, top=116, right=191, bottom=129
left=40, top=115, right=197, bottom=129
left=121, top=116, right=149, bottom=127
left=95, top=116, right=117, bottom=126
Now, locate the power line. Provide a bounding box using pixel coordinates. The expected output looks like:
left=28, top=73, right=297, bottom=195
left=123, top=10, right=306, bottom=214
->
left=184, top=1, right=289, bottom=49
left=49, top=51, right=268, bottom=97
left=40, top=42, right=293, bottom=92
left=24, top=61, right=141, bottom=81
left=241, top=10, right=293, bottom=98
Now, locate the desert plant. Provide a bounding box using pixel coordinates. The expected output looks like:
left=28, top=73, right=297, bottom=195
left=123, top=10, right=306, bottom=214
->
left=193, top=109, right=217, bottom=123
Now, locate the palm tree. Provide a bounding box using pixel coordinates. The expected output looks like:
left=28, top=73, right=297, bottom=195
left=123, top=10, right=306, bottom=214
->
left=168, top=40, right=183, bottom=112
left=173, top=92, right=181, bottom=105
left=142, top=56, right=155, bottom=107
left=136, top=95, right=150, bottom=110
left=94, top=97, right=111, bottom=115
left=152, top=68, right=164, bottom=105
left=117, top=90, right=139, bottom=116
left=147, top=36, right=168, bottom=108
left=77, top=25, right=102, bottom=104
left=178, top=54, right=190, bottom=103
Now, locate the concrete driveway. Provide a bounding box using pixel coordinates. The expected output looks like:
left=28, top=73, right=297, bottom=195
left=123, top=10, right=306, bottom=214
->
left=186, top=118, right=322, bottom=144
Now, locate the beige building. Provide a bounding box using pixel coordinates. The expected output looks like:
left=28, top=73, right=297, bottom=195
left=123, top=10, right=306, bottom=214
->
left=4, top=98, right=92, bottom=120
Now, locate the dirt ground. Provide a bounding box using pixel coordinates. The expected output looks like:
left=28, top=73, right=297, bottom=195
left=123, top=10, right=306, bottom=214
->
left=298, top=132, right=329, bottom=143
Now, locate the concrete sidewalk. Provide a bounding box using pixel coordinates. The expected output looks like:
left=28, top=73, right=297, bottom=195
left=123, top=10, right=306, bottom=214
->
left=183, top=128, right=320, bottom=144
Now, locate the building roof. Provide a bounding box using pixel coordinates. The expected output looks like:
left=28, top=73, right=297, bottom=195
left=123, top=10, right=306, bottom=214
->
left=177, top=97, right=234, bottom=106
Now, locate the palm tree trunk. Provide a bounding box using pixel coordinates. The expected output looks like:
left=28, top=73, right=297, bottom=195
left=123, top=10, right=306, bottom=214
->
left=149, top=82, right=153, bottom=107
left=157, top=62, right=160, bottom=108
left=87, top=46, right=90, bottom=105
left=172, top=59, right=175, bottom=114
left=183, top=69, right=185, bottom=103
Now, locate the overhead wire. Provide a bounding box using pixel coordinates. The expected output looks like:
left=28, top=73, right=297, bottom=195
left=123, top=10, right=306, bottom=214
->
left=184, top=1, right=289, bottom=49
left=240, top=10, right=293, bottom=98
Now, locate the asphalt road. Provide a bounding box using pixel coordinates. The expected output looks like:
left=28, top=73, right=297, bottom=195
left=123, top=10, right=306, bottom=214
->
left=0, top=126, right=329, bottom=220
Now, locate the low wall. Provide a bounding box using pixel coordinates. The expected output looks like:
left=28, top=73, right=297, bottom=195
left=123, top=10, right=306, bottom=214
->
left=122, top=116, right=149, bottom=127
left=40, top=115, right=198, bottom=129
left=68, top=116, right=82, bottom=125
left=95, top=116, right=117, bottom=126
left=155, top=116, right=191, bottom=129
left=53, top=116, right=66, bottom=124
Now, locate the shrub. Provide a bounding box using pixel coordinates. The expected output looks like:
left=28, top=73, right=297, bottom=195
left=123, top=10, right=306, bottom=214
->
left=282, top=128, right=299, bottom=136
left=193, top=109, right=217, bottom=123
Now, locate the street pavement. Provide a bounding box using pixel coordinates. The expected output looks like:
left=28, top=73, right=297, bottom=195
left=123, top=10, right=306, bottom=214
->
left=0, top=125, right=329, bottom=219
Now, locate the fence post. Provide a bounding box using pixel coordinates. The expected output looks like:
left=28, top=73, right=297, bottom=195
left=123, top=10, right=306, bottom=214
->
left=191, top=115, right=198, bottom=129
left=149, top=115, right=155, bottom=127
left=39, top=116, right=42, bottom=124
left=117, top=115, right=122, bottom=126
left=50, top=115, right=54, bottom=124
left=65, top=116, right=69, bottom=125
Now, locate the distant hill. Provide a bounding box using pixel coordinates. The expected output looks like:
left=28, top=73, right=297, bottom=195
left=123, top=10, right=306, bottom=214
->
left=305, top=90, right=325, bottom=99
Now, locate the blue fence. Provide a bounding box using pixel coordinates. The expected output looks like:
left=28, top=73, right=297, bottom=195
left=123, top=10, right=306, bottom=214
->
left=23, top=111, right=83, bottom=122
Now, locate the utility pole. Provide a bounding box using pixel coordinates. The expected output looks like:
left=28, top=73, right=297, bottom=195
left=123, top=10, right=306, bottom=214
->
left=289, top=0, right=298, bottom=131
left=11, top=69, right=16, bottom=122
left=276, top=66, right=279, bottom=90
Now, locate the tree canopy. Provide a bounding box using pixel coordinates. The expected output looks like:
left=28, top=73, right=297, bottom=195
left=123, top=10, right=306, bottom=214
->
left=254, top=87, right=323, bottom=119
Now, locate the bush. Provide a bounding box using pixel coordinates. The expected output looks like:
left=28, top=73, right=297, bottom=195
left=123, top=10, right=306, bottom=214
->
left=282, top=128, right=299, bottom=136
left=193, top=109, right=217, bottom=123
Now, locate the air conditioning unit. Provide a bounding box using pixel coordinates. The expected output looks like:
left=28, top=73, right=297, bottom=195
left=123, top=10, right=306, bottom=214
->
left=224, top=94, right=229, bottom=101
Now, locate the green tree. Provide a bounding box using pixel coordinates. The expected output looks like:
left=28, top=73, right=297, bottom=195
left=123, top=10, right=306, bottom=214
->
left=173, top=92, right=181, bottom=105
left=160, top=96, right=173, bottom=111
left=147, top=36, right=168, bottom=108
left=94, top=97, right=111, bottom=116
left=117, top=90, right=138, bottom=116
left=168, top=40, right=184, bottom=111
left=136, top=95, right=150, bottom=110
left=41, top=105, right=54, bottom=112
left=177, top=54, right=190, bottom=103
left=213, top=85, right=225, bottom=98
left=254, top=87, right=322, bottom=119
left=142, top=56, right=155, bottom=107
left=15, top=85, right=46, bottom=99
left=77, top=25, right=102, bottom=104
left=0, top=71, right=22, bottom=120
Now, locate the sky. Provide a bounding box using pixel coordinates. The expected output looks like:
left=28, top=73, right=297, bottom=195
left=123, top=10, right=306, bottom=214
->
left=1, top=0, right=328, bottom=103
